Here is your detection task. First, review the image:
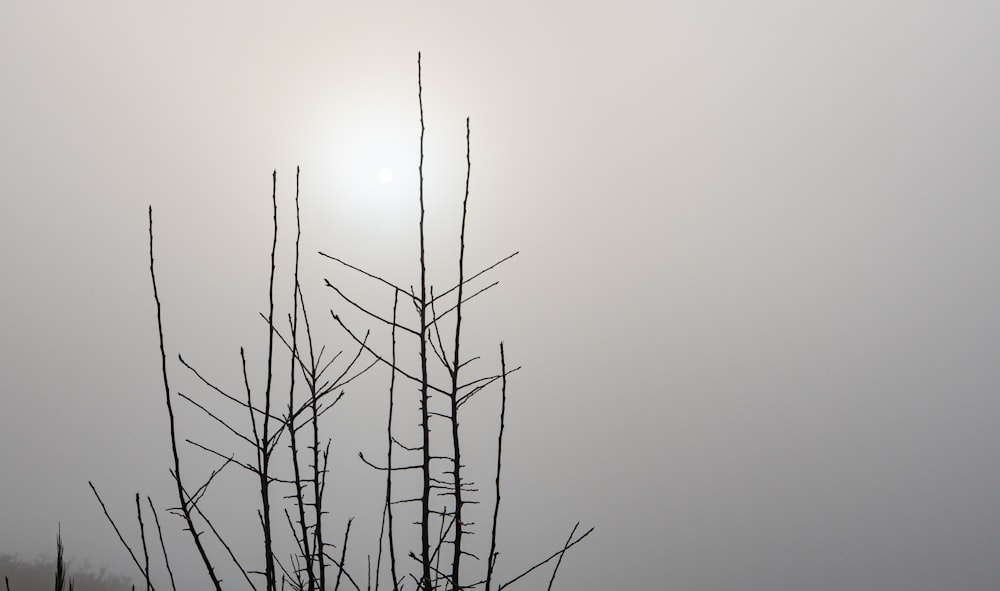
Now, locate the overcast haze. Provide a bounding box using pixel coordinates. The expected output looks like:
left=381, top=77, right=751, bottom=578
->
left=3, top=2, right=1000, bottom=590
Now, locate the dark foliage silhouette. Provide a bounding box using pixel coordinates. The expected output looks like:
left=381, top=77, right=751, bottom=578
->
left=1, top=528, right=130, bottom=591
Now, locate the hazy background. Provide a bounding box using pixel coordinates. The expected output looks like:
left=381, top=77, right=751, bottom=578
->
left=3, top=1, right=1000, bottom=589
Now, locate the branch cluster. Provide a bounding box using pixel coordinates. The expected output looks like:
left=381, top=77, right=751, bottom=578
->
left=91, top=54, right=590, bottom=591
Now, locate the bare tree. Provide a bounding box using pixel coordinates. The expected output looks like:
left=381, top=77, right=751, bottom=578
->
left=91, top=53, right=591, bottom=591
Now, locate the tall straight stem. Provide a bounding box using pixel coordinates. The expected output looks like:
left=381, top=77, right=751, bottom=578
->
left=148, top=207, right=222, bottom=591
left=448, top=117, right=472, bottom=591
left=417, top=51, right=433, bottom=591
left=259, top=170, right=279, bottom=591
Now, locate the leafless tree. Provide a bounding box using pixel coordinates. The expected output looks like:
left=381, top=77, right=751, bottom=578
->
left=90, top=53, right=591, bottom=591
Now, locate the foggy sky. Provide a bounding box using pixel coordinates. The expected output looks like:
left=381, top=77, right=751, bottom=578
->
left=3, top=2, right=1000, bottom=590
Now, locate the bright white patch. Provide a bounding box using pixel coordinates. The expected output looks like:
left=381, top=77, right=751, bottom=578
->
left=378, top=168, right=393, bottom=184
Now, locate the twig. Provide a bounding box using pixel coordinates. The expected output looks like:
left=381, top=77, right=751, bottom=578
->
left=496, top=526, right=593, bottom=591
left=427, top=252, right=519, bottom=308
left=333, top=519, right=356, bottom=591
left=147, top=497, right=177, bottom=591
left=88, top=482, right=155, bottom=591
left=260, top=170, right=280, bottom=591
left=446, top=116, right=473, bottom=591
left=135, top=494, right=152, bottom=591
left=416, top=51, right=433, bottom=591
left=546, top=523, right=578, bottom=591
left=484, top=343, right=506, bottom=591
left=147, top=207, right=221, bottom=591
left=317, top=252, right=416, bottom=303
left=386, top=290, right=401, bottom=591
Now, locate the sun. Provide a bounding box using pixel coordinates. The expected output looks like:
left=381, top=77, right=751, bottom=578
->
left=378, top=168, right=393, bottom=184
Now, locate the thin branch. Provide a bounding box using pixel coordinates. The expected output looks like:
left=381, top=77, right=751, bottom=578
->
left=324, top=279, right=420, bottom=336
left=147, top=497, right=177, bottom=591
left=186, top=456, right=235, bottom=512
left=179, top=354, right=279, bottom=422
left=447, top=120, right=472, bottom=588
left=386, top=290, right=400, bottom=591
left=261, top=170, right=280, bottom=591
left=317, top=252, right=416, bottom=303
left=484, top=344, right=506, bottom=591
left=359, top=451, right=422, bottom=471
left=427, top=252, right=519, bottom=308
left=88, top=482, right=155, bottom=590
left=496, top=526, right=593, bottom=591
left=147, top=206, right=222, bottom=591
left=135, top=493, right=152, bottom=591
left=427, top=281, right=500, bottom=328
left=333, top=519, right=358, bottom=591
left=176, top=390, right=257, bottom=447
left=329, top=313, right=449, bottom=396
left=546, top=523, right=579, bottom=591
left=181, top=483, right=260, bottom=591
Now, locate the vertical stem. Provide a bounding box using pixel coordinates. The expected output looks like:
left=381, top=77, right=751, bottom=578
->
left=484, top=343, right=507, bottom=591
left=260, top=171, right=279, bottom=591
left=148, top=207, right=222, bottom=591
left=310, top=320, right=327, bottom=591
left=287, top=167, right=315, bottom=591
left=135, top=494, right=151, bottom=591
left=334, top=519, right=354, bottom=591
left=417, top=51, right=433, bottom=591
left=387, top=290, right=401, bottom=591
left=447, top=117, right=472, bottom=591
left=147, top=497, right=178, bottom=591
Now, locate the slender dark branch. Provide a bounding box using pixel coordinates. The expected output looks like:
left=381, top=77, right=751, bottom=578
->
left=186, top=455, right=235, bottom=511
left=427, top=252, right=519, bottom=308
left=317, top=252, right=417, bottom=304
left=181, top=483, right=260, bottom=591
left=243, top=347, right=261, bottom=446
left=427, top=286, right=453, bottom=375
left=456, top=367, right=521, bottom=409
left=546, top=524, right=579, bottom=591
left=484, top=343, right=506, bottom=591
left=176, top=390, right=257, bottom=447
left=416, top=51, right=433, bottom=591
left=184, top=439, right=262, bottom=477
left=496, top=527, right=593, bottom=591
left=359, top=451, right=422, bottom=471
left=147, top=497, right=177, bottom=591
left=386, top=289, right=400, bottom=591
left=392, top=437, right=421, bottom=452
left=325, top=279, right=420, bottom=336
left=88, top=482, right=156, bottom=591
left=260, top=170, right=280, bottom=591
left=135, top=494, right=152, bottom=591
left=447, top=117, right=473, bottom=591
left=427, top=281, right=500, bottom=328
left=333, top=519, right=357, bottom=591
left=179, top=354, right=278, bottom=421
left=302, top=286, right=329, bottom=591
left=330, top=312, right=450, bottom=396
left=289, top=166, right=316, bottom=591
left=147, top=207, right=222, bottom=591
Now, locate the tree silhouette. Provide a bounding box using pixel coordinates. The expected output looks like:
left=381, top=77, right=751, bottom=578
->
left=89, top=53, right=591, bottom=591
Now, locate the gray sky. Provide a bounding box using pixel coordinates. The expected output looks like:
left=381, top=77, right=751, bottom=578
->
left=3, top=1, right=1000, bottom=590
